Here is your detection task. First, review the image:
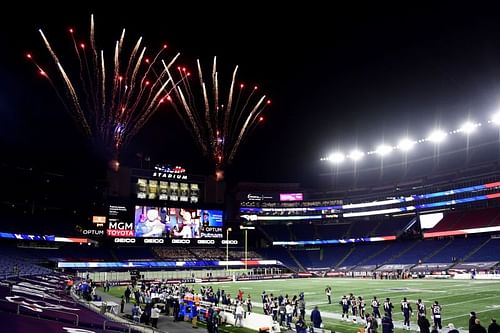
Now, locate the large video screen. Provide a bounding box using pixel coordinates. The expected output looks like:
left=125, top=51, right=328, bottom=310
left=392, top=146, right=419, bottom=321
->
left=107, top=205, right=134, bottom=237
left=134, top=206, right=223, bottom=238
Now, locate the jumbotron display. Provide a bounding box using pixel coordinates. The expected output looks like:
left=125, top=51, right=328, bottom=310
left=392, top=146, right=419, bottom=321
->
left=134, top=206, right=223, bottom=238
left=106, top=205, right=225, bottom=242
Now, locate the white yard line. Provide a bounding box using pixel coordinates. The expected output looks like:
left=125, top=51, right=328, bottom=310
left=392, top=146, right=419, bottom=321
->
left=444, top=294, right=500, bottom=306
left=446, top=307, right=500, bottom=321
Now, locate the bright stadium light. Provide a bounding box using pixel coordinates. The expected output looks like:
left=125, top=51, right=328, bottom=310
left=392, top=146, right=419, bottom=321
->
left=375, top=145, right=393, bottom=156
left=459, top=121, right=478, bottom=134
left=492, top=112, right=500, bottom=125
left=320, top=114, right=498, bottom=165
left=427, top=129, right=447, bottom=143
left=328, top=152, right=345, bottom=163
left=398, top=138, right=415, bottom=151
left=348, top=149, right=365, bottom=161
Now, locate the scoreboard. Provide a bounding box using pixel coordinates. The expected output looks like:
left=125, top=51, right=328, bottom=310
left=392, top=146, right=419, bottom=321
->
left=136, top=179, right=200, bottom=203
left=97, top=165, right=228, bottom=245
left=132, top=167, right=204, bottom=204
left=104, top=204, right=228, bottom=245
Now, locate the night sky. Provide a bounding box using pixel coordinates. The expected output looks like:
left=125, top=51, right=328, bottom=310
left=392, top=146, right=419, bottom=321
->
left=1, top=3, right=500, bottom=186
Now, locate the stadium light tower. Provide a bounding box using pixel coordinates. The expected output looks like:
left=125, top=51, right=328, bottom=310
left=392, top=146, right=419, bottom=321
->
left=348, top=149, right=364, bottom=161
left=398, top=138, right=415, bottom=151
left=427, top=129, right=447, bottom=143
left=328, top=152, right=345, bottom=164
left=459, top=121, right=478, bottom=134
left=226, top=227, right=232, bottom=271
left=240, top=225, right=255, bottom=271
left=492, top=112, right=500, bottom=125
left=375, top=144, right=393, bottom=156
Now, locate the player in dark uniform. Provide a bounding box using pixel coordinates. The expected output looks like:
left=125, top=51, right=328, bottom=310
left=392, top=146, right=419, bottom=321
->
left=372, top=296, right=381, bottom=319
left=382, top=312, right=394, bottom=333
left=359, top=296, right=366, bottom=322
left=383, top=298, right=394, bottom=318
left=351, top=294, right=358, bottom=323
left=416, top=299, right=426, bottom=317
left=431, top=301, right=442, bottom=330
left=340, top=295, right=350, bottom=321
left=401, top=297, right=413, bottom=330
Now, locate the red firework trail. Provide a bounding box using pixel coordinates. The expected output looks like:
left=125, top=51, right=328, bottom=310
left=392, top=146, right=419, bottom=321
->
left=27, top=15, right=182, bottom=160
left=164, top=56, right=271, bottom=176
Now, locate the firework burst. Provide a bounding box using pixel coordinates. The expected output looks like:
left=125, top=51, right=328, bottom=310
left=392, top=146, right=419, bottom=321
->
left=165, top=56, right=271, bottom=180
left=27, top=15, right=181, bottom=167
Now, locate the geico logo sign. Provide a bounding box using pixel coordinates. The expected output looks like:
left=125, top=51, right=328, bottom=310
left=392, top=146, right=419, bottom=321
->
left=144, top=238, right=164, bottom=244
left=222, top=240, right=238, bottom=245
left=197, top=239, right=215, bottom=245
left=114, top=238, right=136, bottom=243
left=171, top=239, right=191, bottom=244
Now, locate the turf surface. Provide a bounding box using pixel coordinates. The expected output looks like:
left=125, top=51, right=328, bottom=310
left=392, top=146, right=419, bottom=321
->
left=106, top=277, right=500, bottom=332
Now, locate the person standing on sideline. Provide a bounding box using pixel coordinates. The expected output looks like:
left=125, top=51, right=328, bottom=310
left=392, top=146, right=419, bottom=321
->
left=235, top=302, right=244, bottom=327
left=191, top=304, right=199, bottom=328
left=285, top=301, right=293, bottom=329
left=295, top=316, right=307, bottom=333
left=416, top=299, right=426, bottom=318
left=120, top=296, right=125, bottom=313
left=418, top=314, right=431, bottom=333
left=206, top=305, right=214, bottom=333
left=372, top=296, right=381, bottom=319
left=151, top=305, right=161, bottom=328
left=124, top=286, right=131, bottom=303
left=340, top=295, right=350, bottom=321
left=366, top=313, right=379, bottom=333
left=431, top=301, right=442, bottom=330
left=471, top=319, right=488, bottom=333
left=447, top=323, right=459, bottom=333
left=401, top=297, right=413, bottom=330
left=488, top=319, right=500, bottom=333
left=132, top=304, right=142, bottom=323
left=351, top=294, right=358, bottom=323
left=359, top=296, right=366, bottom=322
left=325, top=286, right=332, bottom=304
left=298, top=296, right=306, bottom=319
left=382, top=312, right=394, bottom=333
left=384, top=298, right=394, bottom=318
left=212, top=309, right=221, bottom=333
left=470, top=312, right=478, bottom=331
left=246, top=294, right=253, bottom=313
left=366, top=313, right=373, bottom=333
left=310, top=305, right=322, bottom=329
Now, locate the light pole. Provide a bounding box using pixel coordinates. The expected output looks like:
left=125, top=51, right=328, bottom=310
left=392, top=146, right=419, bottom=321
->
left=240, top=225, right=255, bottom=271
left=226, top=227, right=232, bottom=271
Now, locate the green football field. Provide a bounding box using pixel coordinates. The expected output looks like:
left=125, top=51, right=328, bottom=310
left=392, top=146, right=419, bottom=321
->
left=108, top=277, right=500, bottom=332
